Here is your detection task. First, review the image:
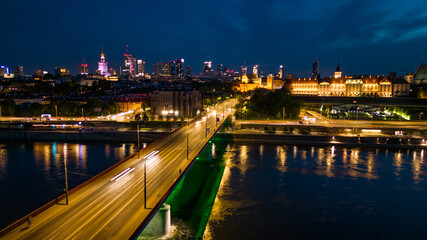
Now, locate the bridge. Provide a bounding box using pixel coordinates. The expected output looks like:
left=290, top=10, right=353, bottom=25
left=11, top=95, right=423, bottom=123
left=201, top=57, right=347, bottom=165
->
left=0, top=99, right=236, bottom=240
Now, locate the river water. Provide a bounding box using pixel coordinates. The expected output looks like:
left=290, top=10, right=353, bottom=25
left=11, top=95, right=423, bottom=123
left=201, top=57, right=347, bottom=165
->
left=204, top=143, right=427, bottom=240
left=0, top=141, right=138, bottom=229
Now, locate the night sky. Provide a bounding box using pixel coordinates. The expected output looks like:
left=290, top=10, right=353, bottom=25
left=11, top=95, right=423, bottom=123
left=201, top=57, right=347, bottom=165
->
left=1, top=0, right=427, bottom=77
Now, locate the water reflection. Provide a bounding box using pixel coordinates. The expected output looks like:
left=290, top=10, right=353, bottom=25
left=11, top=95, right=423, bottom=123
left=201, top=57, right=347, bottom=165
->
left=205, top=143, right=427, bottom=239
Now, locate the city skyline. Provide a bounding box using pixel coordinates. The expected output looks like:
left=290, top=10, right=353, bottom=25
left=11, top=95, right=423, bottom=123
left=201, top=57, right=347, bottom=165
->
left=1, top=0, right=427, bottom=76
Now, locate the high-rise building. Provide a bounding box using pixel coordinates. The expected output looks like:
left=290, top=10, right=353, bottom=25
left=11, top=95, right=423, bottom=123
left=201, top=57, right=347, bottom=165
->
left=312, top=60, right=319, bottom=79
left=98, top=50, right=109, bottom=76
left=334, top=61, right=342, bottom=78
left=15, top=66, right=24, bottom=76
left=79, top=64, right=88, bottom=75
left=33, top=69, right=43, bottom=76
left=153, top=62, right=161, bottom=76
left=203, top=61, right=212, bottom=72
left=123, top=53, right=135, bottom=77
left=253, top=65, right=259, bottom=75
left=241, top=65, right=247, bottom=75
left=137, top=60, right=145, bottom=77
left=161, top=62, right=171, bottom=77
left=186, top=66, right=192, bottom=77
left=176, top=59, right=184, bottom=77
left=278, top=65, right=284, bottom=79
left=170, top=60, right=176, bottom=76
left=217, top=64, right=223, bottom=72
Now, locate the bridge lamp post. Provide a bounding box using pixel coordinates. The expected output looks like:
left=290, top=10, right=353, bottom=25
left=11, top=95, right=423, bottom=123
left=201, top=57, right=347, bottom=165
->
left=356, top=107, right=359, bottom=121
left=187, top=105, right=190, bottom=160
left=137, top=124, right=140, bottom=158
left=420, top=112, right=423, bottom=121
left=64, top=152, right=69, bottom=205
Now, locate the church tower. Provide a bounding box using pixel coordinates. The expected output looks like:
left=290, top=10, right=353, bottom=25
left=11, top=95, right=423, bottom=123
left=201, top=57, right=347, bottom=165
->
left=334, top=61, right=342, bottom=78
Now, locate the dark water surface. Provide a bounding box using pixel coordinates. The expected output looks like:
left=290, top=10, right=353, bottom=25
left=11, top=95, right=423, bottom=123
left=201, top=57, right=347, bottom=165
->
left=204, top=143, right=427, bottom=240
left=0, top=141, right=139, bottom=229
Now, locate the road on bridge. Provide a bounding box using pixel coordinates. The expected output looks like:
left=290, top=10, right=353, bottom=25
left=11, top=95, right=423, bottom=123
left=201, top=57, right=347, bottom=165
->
left=0, top=99, right=236, bottom=240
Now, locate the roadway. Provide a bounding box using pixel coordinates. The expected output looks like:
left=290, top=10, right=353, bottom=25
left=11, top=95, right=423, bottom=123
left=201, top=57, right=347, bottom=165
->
left=0, top=99, right=236, bottom=240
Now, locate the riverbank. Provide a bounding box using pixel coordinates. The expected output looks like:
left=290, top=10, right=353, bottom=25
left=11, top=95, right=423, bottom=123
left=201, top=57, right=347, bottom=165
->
left=216, top=131, right=427, bottom=149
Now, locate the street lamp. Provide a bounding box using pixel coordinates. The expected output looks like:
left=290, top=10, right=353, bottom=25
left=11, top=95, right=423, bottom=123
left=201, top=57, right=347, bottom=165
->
left=187, top=105, right=190, bottom=160
left=420, top=112, right=423, bottom=121
left=55, top=104, right=58, bottom=118
left=356, top=107, right=359, bottom=121
left=137, top=124, right=140, bottom=158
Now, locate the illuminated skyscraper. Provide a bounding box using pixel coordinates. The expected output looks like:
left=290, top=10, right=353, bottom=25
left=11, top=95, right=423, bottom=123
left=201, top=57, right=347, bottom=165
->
left=253, top=65, right=259, bottom=75
left=170, top=60, right=176, bottom=76
left=203, top=61, right=212, bottom=72
left=98, top=50, right=109, bottom=76
left=176, top=59, right=184, bottom=76
left=15, top=66, right=24, bottom=76
left=123, top=53, right=136, bottom=77
left=137, top=60, right=145, bottom=77
left=186, top=66, right=192, bottom=77
left=278, top=65, right=284, bottom=79
left=217, top=64, right=223, bottom=72
left=79, top=64, right=88, bottom=75
left=312, top=59, right=319, bottom=79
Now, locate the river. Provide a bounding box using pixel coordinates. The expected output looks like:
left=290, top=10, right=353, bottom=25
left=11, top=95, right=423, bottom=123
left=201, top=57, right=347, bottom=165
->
left=204, top=143, right=427, bottom=239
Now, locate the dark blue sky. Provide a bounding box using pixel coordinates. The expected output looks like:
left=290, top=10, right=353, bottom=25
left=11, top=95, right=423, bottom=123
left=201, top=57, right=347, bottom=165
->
left=1, top=0, right=427, bottom=77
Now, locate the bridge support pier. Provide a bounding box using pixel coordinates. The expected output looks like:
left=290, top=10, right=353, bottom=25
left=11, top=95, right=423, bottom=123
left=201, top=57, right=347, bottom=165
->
left=140, top=204, right=171, bottom=238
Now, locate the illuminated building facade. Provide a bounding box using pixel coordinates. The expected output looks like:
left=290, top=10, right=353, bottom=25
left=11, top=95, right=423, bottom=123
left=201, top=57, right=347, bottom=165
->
left=97, top=51, right=109, bottom=76
left=186, top=66, right=192, bottom=77
left=54, top=67, right=69, bottom=76
left=137, top=60, right=145, bottom=77
left=203, top=61, right=212, bottom=72
left=79, top=64, right=88, bottom=75
left=302, top=76, right=410, bottom=97
left=253, top=65, right=259, bottom=75
left=176, top=59, right=184, bottom=77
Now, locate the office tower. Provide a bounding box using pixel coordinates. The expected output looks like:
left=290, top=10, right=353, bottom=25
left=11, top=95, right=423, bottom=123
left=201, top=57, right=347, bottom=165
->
left=15, top=66, right=24, bottom=76
left=278, top=65, right=284, bottom=79
left=186, top=66, right=192, bottom=77
left=217, top=64, right=223, bottom=72
left=241, top=64, right=247, bottom=75
left=170, top=60, right=176, bottom=76
left=334, top=61, right=342, bottom=78
left=137, top=60, right=145, bottom=76
left=203, top=61, right=212, bottom=72
left=79, top=64, right=88, bottom=75
left=253, top=65, right=259, bottom=75
left=123, top=53, right=135, bottom=77
left=153, top=62, right=161, bottom=76
left=161, top=62, right=171, bottom=77
left=312, top=59, right=319, bottom=79
left=176, top=59, right=184, bottom=76
left=98, top=50, right=109, bottom=76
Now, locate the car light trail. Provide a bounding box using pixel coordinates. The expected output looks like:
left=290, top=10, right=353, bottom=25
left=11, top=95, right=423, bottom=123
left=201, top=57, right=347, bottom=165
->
left=143, top=150, right=159, bottom=160
left=114, top=168, right=135, bottom=181
left=110, top=168, right=133, bottom=181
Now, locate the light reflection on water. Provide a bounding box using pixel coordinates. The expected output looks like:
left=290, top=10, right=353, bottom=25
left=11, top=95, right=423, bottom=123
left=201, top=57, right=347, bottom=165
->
left=204, top=143, right=427, bottom=240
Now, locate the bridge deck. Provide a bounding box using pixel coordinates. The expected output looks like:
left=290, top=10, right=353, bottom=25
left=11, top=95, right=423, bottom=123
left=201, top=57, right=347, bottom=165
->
left=0, top=100, right=235, bottom=240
